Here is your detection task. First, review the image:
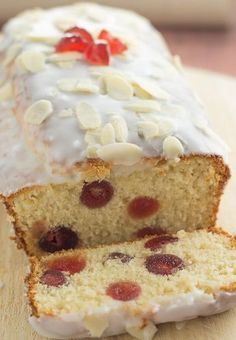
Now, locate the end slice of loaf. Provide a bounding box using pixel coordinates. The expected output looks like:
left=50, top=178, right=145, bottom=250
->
left=27, top=227, right=236, bottom=339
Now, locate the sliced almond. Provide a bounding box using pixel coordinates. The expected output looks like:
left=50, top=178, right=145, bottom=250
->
left=132, top=78, right=170, bottom=100
left=57, top=78, right=78, bottom=92
left=24, top=100, right=53, bottom=125
left=158, top=120, right=174, bottom=137
left=105, top=75, right=134, bottom=101
left=126, top=321, right=157, bottom=340
left=163, top=136, right=184, bottom=159
left=85, top=131, right=99, bottom=145
left=25, top=34, right=60, bottom=45
left=138, top=121, right=159, bottom=140
left=48, top=52, right=82, bottom=63
left=18, top=50, right=46, bottom=73
left=57, top=61, right=76, bottom=69
left=76, top=81, right=99, bottom=94
left=124, top=100, right=160, bottom=113
left=83, top=314, right=108, bottom=337
left=0, top=82, right=13, bottom=101
left=97, top=143, right=142, bottom=165
left=89, top=66, right=123, bottom=78
left=86, top=145, right=99, bottom=158
left=76, top=103, right=101, bottom=130
left=3, top=43, right=22, bottom=67
left=54, top=17, right=77, bottom=31
left=110, top=116, right=128, bottom=142
left=58, top=108, right=74, bottom=118
left=100, top=123, right=116, bottom=145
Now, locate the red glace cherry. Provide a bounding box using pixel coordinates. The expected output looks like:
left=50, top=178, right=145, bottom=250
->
left=40, top=269, right=66, bottom=287
left=145, top=254, right=184, bottom=276
left=47, top=256, right=86, bottom=275
left=128, top=196, right=159, bottom=219
left=98, top=30, right=127, bottom=55
left=136, top=227, right=165, bottom=238
left=144, top=235, right=178, bottom=251
left=84, top=42, right=110, bottom=65
left=65, top=27, right=93, bottom=44
left=106, top=281, right=141, bottom=301
left=80, top=180, right=114, bottom=208
left=55, top=36, right=89, bottom=53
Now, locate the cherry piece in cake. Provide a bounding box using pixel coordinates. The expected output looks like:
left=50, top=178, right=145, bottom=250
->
left=55, top=36, right=89, bottom=53
left=80, top=180, right=114, bottom=208
left=106, top=281, right=141, bottom=301
left=84, top=42, right=110, bottom=65
left=144, top=235, right=178, bottom=251
left=128, top=196, right=159, bottom=219
left=98, top=29, right=127, bottom=55
left=136, top=227, right=165, bottom=238
left=65, top=27, right=93, bottom=44
left=145, top=254, right=184, bottom=275
left=40, top=269, right=66, bottom=287
left=47, top=256, right=86, bottom=275
left=38, top=226, right=79, bottom=253
left=105, top=252, right=133, bottom=264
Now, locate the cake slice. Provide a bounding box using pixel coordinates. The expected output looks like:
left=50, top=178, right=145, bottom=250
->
left=0, top=3, right=230, bottom=256
left=28, top=227, right=236, bottom=339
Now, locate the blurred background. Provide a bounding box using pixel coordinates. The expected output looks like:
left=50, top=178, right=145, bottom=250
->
left=0, top=0, right=235, bottom=75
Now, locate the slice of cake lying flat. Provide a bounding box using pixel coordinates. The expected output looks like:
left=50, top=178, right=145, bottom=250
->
left=27, top=227, right=236, bottom=339
left=0, top=3, right=230, bottom=256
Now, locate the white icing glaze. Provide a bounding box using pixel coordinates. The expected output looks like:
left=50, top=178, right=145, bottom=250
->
left=29, top=290, right=236, bottom=339
left=0, top=2, right=228, bottom=177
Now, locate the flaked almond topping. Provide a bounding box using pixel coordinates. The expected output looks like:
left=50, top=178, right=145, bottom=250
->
left=0, top=82, right=13, bottom=101
left=18, top=50, right=46, bottom=73
left=158, top=120, right=174, bottom=137
left=110, top=116, right=128, bottom=142
left=126, top=321, right=158, bottom=340
left=3, top=43, right=22, bottom=67
left=83, top=315, right=108, bottom=337
left=105, top=75, right=134, bottom=101
left=132, top=78, right=170, bottom=100
left=97, top=143, right=142, bottom=165
left=76, top=102, right=101, bottom=130
left=84, top=130, right=100, bottom=144
left=54, top=17, right=77, bottom=31
left=138, top=121, right=159, bottom=140
left=163, top=136, right=184, bottom=159
left=57, top=61, right=76, bottom=69
left=25, top=34, right=60, bottom=45
left=124, top=100, right=161, bottom=113
left=48, top=52, right=82, bottom=63
left=86, top=145, right=99, bottom=158
left=89, top=66, right=123, bottom=78
left=57, top=77, right=99, bottom=93
left=58, top=108, right=74, bottom=117
left=100, top=123, right=116, bottom=145
left=24, top=100, right=53, bottom=125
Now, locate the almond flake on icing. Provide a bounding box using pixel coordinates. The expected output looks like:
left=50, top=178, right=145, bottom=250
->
left=97, top=143, right=142, bottom=165
left=48, top=52, right=82, bottom=63
left=124, top=100, right=161, bottom=113
left=24, top=100, right=53, bottom=125
left=83, top=315, right=108, bottom=337
left=57, top=78, right=78, bottom=92
left=158, top=120, right=174, bottom=137
left=105, top=75, right=134, bottom=101
left=89, top=66, right=123, bottom=78
left=100, top=123, right=116, bottom=145
left=58, top=108, right=74, bottom=118
left=126, top=321, right=158, bottom=340
left=111, top=116, right=128, bottom=142
left=54, top=17, right=77, bottom=31
left=76, top=81, right=99, bottom=94
left=57, top=61, right=76, bottom=69
left=133, top=78, right=170, bottom=100
left=57, top=78, right=99, bottom=93
left=138, top=121, right=160, bottom=140
left=76, top=103, right=101, bottom=130
left=85, top=131, right=99, bottom=145
left=3, top=43, right=22, bottom=67
left=86, top=145, right=99, bottom=158
left=25, top=34, right=60, bottom=45
left=163, top=136, right=184, bottom=159
left=0, top=82, right=13, bottom=101
left=18, top=50, right=46, bottom=73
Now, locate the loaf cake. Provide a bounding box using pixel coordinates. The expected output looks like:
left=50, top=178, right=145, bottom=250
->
left=0, top=3, right=230, bottom=256
left=27, top=227, right=236, bottom=339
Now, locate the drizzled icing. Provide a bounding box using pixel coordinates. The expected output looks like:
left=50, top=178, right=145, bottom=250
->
left=0, top=3, right=229, bottom=195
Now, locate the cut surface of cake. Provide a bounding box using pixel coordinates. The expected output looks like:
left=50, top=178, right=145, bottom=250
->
left=0, top=3, right=230, bottom=256
left=28, top=227, right=236, bottom=339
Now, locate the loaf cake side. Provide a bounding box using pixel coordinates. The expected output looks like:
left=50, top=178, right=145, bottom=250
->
left=27, top=227, right=236, bottom=339
left=0, top=3, right=230, bottom=256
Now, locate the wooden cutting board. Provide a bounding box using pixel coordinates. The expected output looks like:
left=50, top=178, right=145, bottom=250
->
left=0, top=67, right=236, bottom=340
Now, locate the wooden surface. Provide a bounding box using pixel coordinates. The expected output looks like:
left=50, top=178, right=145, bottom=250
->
left=0, top=67, right=236, bottom=340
